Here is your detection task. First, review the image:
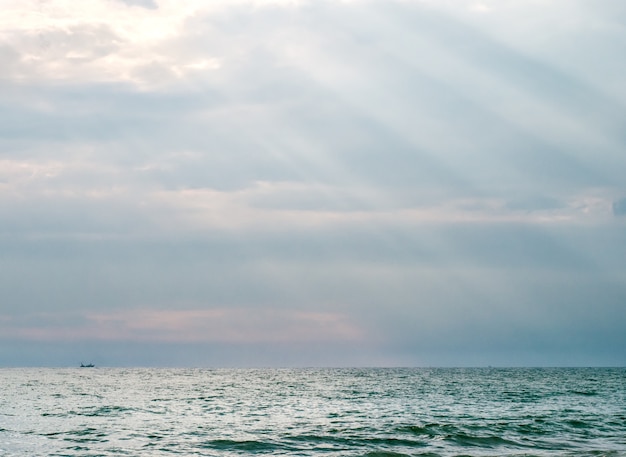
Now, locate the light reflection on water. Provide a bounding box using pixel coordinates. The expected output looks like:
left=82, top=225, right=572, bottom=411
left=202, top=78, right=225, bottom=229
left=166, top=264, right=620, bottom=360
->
left=1, top=368, right=625, bottom=456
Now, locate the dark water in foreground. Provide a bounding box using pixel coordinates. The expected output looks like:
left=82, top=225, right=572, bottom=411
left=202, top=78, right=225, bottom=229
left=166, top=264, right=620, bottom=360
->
left=1, top=368, right=625, bottom=456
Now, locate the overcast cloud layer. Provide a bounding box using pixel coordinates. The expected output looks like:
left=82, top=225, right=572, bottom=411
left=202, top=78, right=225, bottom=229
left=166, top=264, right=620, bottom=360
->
left=1, top=0, right=625, bottom=367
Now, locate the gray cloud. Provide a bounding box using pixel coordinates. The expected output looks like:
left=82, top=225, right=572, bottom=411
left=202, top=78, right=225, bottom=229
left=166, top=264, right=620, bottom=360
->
left=1, top=0, right=626, bottom=366
left=117, top=0, right=158, bottom=9
left=613, top=198, right=626, bottom=216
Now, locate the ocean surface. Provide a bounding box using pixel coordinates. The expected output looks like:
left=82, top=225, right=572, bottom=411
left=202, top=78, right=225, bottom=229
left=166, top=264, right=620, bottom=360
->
left=1, top=368, right=625, bottom=457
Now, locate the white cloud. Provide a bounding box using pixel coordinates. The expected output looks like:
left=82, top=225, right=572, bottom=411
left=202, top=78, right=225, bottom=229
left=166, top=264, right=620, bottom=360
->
left=0, top=0, right=218, bottom=86
left=0, top=0, right=326, bottom=87
left=469, top=3, right=491, bottom=13
left=2, top=157, right=617, bottom=241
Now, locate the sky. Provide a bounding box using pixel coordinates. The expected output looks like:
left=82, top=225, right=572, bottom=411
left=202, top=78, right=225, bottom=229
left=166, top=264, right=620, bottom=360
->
left=1, top=0, right=625, bottom=367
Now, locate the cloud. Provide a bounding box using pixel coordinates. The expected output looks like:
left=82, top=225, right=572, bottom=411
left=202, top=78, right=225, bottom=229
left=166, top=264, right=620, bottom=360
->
left=0, top=0, right=220, bottom=87
left=613, top=198, right=626, bottom=216
left=1, top=0, right=626, bottom=366
left=0, top=308, right=364, bottom=344
left=469, top=3, right=490, bottom=13
left=117, top=0, right=158, bottom=9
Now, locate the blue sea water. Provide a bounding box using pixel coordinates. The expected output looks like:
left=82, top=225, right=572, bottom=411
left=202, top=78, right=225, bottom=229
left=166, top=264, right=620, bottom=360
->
left=0, top=368, right=625, bottom=456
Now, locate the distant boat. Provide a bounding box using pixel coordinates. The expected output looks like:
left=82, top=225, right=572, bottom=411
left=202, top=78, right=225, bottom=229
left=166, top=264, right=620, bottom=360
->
left=80, top=362, right=95, bottom=368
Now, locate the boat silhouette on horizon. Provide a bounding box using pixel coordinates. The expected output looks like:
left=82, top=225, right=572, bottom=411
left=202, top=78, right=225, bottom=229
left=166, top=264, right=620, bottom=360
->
left=80, top=362, right=95, bottom=368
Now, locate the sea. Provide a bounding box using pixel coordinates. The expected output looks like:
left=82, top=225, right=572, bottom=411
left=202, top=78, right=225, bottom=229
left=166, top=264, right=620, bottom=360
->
left=1, top=368, right=625, bottom=457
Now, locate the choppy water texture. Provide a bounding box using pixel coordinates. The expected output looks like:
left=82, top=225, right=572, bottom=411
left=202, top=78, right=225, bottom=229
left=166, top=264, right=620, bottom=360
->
left=1, top=368, right=625, bottom=456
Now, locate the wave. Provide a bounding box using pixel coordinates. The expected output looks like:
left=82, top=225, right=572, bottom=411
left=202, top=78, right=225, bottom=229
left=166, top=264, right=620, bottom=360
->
left=200, top=438, right=293, bottom=453
left=3, top=368, right=625, bottom=457
left=361, top=452, right=413, bottom=457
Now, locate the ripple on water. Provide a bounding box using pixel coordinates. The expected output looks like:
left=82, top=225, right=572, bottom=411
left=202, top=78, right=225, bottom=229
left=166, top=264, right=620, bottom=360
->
left=1, top=367, right=625, bottom=457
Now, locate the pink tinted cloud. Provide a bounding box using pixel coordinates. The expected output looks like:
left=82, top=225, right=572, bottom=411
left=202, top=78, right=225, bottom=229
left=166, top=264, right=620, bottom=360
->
left=1, top=308, right=365, bottom=344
